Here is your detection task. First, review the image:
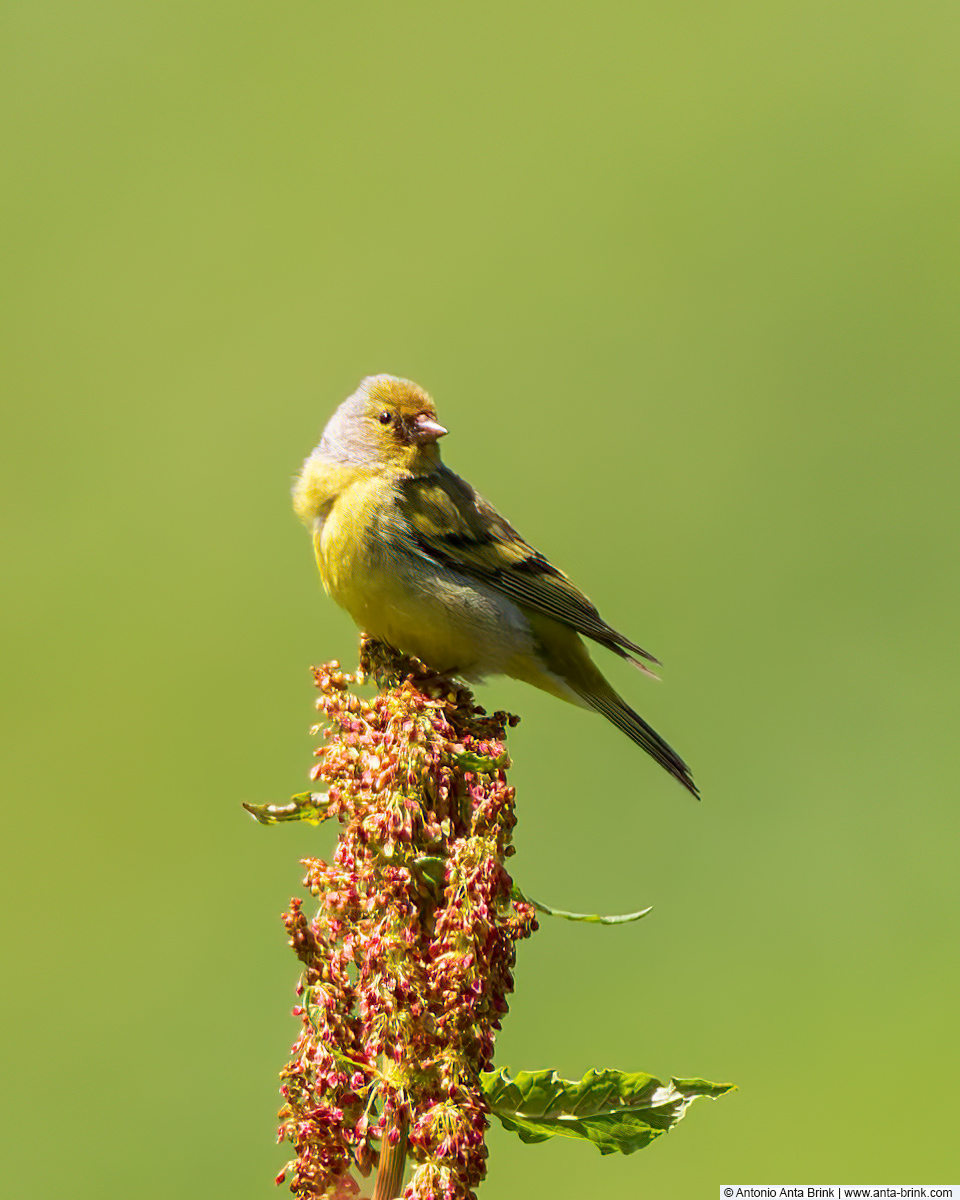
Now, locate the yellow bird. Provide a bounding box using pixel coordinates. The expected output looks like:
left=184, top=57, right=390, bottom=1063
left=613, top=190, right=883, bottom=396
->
left=294, top=375, right=697, bottom=797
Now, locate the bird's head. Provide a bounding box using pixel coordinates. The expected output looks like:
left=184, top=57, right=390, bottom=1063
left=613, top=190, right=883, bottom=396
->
left=318, top=375, right=447, bottom=472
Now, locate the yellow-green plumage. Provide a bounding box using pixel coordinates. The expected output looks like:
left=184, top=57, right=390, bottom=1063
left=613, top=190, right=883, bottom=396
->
left=294, top=374, right=698, bottom=797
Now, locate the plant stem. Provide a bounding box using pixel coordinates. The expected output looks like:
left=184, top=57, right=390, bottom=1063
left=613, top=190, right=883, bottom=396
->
left=372, top=1110, right=408, bottom=1200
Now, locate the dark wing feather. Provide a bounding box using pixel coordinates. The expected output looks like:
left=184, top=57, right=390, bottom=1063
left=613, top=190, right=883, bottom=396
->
left=397, top=468, right=660, bottom=666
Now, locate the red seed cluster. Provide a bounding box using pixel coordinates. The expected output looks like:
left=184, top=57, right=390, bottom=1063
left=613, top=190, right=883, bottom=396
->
left=276, top=643, right=537, bottom=1200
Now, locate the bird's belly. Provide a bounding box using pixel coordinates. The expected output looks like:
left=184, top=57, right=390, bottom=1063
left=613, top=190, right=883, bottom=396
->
left=361, top=565, right=534, bottom=678
left=318, top=521, right=533, bottom=678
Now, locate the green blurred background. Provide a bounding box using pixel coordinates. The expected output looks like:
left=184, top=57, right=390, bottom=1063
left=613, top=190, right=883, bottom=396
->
left=3, top=2, right=958, bottom=1196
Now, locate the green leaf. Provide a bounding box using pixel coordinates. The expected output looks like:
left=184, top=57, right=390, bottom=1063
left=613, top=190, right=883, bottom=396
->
left=242, top=791, right=332, bottom=826
left=449, top=749, right=510, bottom=774
left=481, top=1067, right=734, bottom=1155
left=412, top=855, right=447, bottom=900
left=512, top=885, right=652, bottom=925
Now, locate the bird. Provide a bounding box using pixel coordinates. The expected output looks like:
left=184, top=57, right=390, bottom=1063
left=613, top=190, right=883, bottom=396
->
left=293, top=374, right=697, bottom=797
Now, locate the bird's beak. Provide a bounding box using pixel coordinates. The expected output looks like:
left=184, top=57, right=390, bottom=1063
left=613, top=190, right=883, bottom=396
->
left=410, top=414, right=448, bottom=444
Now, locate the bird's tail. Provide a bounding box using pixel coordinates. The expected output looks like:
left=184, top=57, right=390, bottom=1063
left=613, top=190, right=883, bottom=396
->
left=517, top=614, right=698, bottom=797
left=575, top=683, right=699, bottom=798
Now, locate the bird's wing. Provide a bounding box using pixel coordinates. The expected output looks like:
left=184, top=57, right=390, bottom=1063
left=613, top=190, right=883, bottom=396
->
left=396, top=467, right=660, bottom=667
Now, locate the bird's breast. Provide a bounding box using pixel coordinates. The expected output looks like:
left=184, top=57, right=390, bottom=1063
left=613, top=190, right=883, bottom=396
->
left=314, top=477, right=535, bottom=678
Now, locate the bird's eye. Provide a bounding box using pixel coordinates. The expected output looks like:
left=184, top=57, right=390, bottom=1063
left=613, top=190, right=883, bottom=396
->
left=378, top=411, right=392, bottom=425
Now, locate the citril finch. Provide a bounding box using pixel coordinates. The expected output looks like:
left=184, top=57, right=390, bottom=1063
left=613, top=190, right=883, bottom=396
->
left=294, top=375, right=697, bottom=797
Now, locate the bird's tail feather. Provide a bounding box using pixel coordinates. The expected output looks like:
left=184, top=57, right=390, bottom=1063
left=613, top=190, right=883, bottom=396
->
left=577, top=685, right=699, bottom=798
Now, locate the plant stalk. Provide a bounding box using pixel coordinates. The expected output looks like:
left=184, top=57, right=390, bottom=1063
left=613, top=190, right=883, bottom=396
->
left=372, top=1110, right=408, bottom=1200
